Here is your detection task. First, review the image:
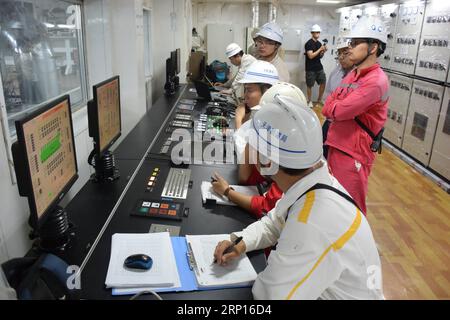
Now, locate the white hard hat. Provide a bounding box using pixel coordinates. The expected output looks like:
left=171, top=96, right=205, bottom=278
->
left=225, top=43, right=242, bottom=58
left=238, top=60, right=279, bottom=85
left=311, top=24, right=322, bottom=32
left=243, top=95, right=323, bottom=169
left=336, top=37, right=350, bottom=50
left=255, top=22, right=283, bottom=44
left=348, top=15, right=387, bottom=44
left=260, top=82, right=307, bottom=107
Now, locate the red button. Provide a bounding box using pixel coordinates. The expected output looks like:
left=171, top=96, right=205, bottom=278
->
left=159, top=209, right=168, bottom=215
left=168, top=210, right=177, bottom=216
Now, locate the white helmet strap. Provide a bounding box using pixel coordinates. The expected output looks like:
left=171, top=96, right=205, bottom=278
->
left=354, top=39, right=376, bottom=67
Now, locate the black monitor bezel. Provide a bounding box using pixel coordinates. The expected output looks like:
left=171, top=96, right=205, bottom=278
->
left=14, top=94, right=79, bottom=230
left=89, top=75, right=122, bottom=157
left=176, top=48, right=180, bottom=74
left=170, top=50, right=178, bottom=76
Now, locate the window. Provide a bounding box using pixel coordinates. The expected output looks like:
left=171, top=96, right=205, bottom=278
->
left=0, top=0, right=87, bottom=137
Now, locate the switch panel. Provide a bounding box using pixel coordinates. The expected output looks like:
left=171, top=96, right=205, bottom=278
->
left=391, top=1, right=426, bottom=74
left=416, top=1, right=450, bottom=81
left=384, top=72, right=413, bottom=148
left=429, top=87, right=450, bottom=180
left=402, top=79, right=444, bottom=165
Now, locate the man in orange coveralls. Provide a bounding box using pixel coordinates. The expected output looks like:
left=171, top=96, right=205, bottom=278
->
left=322, top=16, right=389, bottom=215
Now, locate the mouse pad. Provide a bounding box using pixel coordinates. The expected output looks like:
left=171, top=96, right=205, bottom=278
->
left=131, top=199, right=184, bottom=221
left=149, top=224, right=181, bottom=236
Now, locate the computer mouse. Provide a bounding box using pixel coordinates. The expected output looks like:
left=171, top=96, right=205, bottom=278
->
left=124, top=254, right=153, bottom=270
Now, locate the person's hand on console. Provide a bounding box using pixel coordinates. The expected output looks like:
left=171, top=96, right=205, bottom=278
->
left=213, top=239, right=246, bottom=266
left=220, top=88, right=232, bottom=95
left=214, top=82, right=223, bottom=86
left=211, top=172, right=230, bottom=196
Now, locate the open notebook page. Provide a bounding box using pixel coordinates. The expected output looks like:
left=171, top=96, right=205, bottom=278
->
left=186, top=234, right=257, bottom=288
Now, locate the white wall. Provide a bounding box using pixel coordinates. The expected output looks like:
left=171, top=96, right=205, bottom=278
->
left=192, top=2, right=340, bottom=97
left=150, top=0, right=191, bottom=101
left=0, top=0, right=192, bottom=263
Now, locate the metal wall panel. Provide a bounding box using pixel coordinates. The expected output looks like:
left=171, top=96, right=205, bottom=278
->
left=415, top=0, right=450, bottom=82
left=384, top=72, right=413, bottom=148
left=402, top=79, right=444, bottom=165
left=206, top=24, right=234, bottom=64
left=429, top=87, right=450, bottom=180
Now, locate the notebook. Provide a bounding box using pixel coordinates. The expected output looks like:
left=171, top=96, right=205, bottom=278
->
left=111, top=234, right=257, bottom=295
left=105, top=232, right=180, bottom=289
left=201, top=181, right=259, bottom=206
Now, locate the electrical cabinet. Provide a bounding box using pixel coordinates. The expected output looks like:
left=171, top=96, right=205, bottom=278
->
left=282, top=28, right=303, bottom=51
left=415, top=0, right=450, bottom=82
left=380, top=3, right=399, bottom=49
left=384, top=72, right=413, bottom=148
left=402, top=79, right=444, bottom=165
left=380, top=47, right=393, bottom=70
left=390, top=1, right=426, bottom=74
left=429, top=87, right=450, bottom=180
left=377, top=4, right=398, bottom=70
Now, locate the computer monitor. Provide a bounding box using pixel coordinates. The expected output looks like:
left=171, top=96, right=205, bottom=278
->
left=12, top=95, right=78, bottom=250
left=165, top=57, right=176, bottom=96
left=170, top=49, right=180, bottom=87
left=88, top=75, right=121, bottom=182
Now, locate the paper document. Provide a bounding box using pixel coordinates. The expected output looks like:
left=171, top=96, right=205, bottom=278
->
left=105, top=232, right=180, bottom=288
left=186, top=234, right=258, bottom=288
left=201, top=181, right=258, bottom=206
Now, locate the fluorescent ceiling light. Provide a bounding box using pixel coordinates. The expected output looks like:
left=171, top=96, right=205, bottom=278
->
left=57, top=24, right=76, bottom=29
left=317, top=0, right=342, bottom=4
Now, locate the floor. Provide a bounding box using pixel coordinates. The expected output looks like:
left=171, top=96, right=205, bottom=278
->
left=313, top=105, right=450, bottom=300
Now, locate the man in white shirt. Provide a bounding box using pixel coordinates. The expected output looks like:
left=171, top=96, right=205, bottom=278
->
left=218, top=43, right=256, bottom=99
left=253, top=22, right=290, bottom=82
left=213, top=91, right=383, bottom=300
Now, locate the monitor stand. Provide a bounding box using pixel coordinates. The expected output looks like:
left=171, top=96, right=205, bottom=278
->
left=173, top=75, right=180, bottom=88
left=90, top=150, right=120, bottom=183
left=29, top=206, right=75, bottom=253
left=164, top=80, right=176, bottom=96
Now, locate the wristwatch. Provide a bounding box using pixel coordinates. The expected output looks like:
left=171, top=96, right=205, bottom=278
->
left=224, top=186, right=235, bottom=199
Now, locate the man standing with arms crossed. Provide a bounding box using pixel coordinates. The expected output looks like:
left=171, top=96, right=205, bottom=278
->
left=322, top=16, right=389, bottom=215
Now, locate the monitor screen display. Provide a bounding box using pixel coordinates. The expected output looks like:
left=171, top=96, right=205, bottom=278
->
left=20, top=97, right=77, bottom=220
left=95, top=77, right=121, bottom=153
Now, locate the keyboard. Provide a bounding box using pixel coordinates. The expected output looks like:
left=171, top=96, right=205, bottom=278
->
left=161, top=168, right=191, bottom=199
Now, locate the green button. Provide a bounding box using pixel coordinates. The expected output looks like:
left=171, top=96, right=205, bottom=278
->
left=139, top=207, right=149, bottom=214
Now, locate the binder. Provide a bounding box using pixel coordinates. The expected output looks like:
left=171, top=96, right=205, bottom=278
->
left=112, top=236, right=257, bottom=296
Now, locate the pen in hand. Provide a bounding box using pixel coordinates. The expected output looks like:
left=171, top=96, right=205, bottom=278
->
left=213, top=236, right=243, bottom=265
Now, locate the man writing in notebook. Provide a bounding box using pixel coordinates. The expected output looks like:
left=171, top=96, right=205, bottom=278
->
left=213, top=92, right=383, bottom=300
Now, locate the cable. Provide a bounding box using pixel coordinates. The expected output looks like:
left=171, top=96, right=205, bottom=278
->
left=129, top=290, right=163, bottom=300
